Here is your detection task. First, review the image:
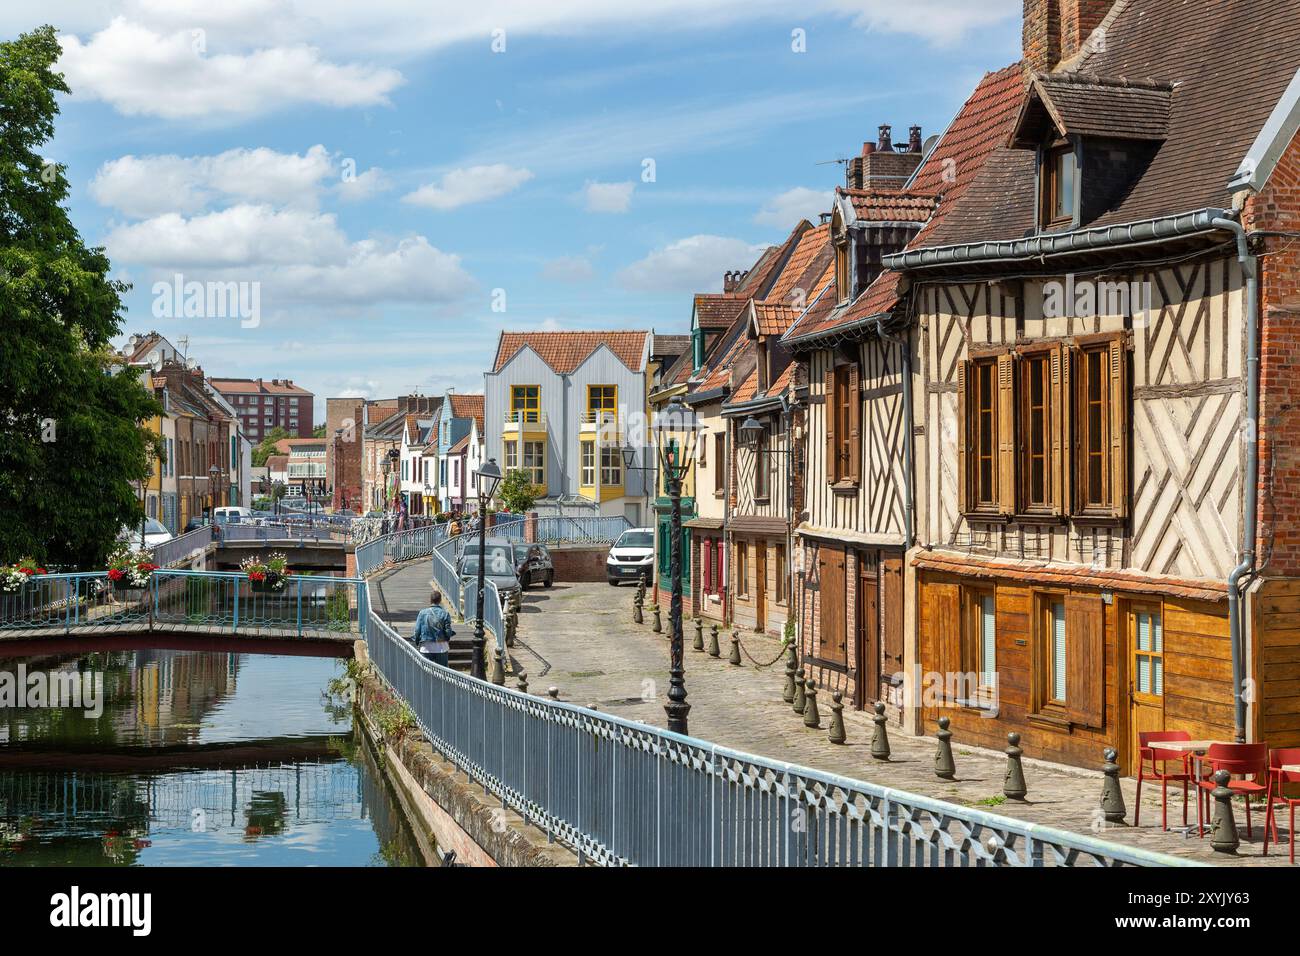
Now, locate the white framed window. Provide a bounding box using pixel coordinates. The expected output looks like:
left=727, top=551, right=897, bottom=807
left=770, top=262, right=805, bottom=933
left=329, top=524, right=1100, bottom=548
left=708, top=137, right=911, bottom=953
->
left=601, top=446, right=621, bottom=486
left=581, top=440, right=595, bottom=486
left=522, top=440, right=545, bottom=486
left=504, top=440, right=518, bottom=472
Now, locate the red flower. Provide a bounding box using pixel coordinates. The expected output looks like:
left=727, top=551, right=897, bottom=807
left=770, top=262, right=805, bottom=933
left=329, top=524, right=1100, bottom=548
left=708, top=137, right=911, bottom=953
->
left=36, top=568, right=46, bottom=574
left=18, top=567, right=35, bottom=575
left=107, top=568, right=124, bottom=581
left=249, top=570, right=265, bottom=581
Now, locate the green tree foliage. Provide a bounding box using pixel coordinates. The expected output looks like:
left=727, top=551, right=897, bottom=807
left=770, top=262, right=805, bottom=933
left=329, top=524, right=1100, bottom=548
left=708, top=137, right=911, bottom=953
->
left=251, top=426, right=290, bottom=466
left=312, top=423, right=326, bottom=438
left=497, top=469, right=541, bottom=513
left=0, top=27, right=162, bottom=568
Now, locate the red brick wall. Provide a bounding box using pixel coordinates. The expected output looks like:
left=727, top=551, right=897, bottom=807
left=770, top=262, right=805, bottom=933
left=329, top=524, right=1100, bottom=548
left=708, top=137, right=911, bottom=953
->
left=1022, top=0, right=1111, bottom=73
left=549, top=545, right=611, bottom=583
left=1246, top=136, right=1300, bottom=575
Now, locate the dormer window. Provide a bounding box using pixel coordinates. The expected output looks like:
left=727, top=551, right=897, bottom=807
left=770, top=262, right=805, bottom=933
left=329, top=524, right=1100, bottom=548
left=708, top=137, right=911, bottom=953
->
left=1042, top=145, right=1077, bottom=228
left=834, top=241, right=850, bottom=303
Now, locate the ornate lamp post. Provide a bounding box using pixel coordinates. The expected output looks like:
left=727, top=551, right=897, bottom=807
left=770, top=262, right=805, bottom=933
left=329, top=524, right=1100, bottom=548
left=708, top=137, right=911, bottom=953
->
left=472, top=458, right=504, bottom=682
left=207, top=464, right=220, bottom=516
left=650, top=396, right=700, bottom=735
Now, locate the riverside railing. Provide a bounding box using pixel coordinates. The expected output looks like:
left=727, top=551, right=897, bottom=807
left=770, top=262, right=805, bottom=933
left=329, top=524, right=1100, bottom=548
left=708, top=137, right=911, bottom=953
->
left=0, top=570, right=366, bottom=639
left=220, top=523, right=341, bottom=545
left=362, top=599, right=1198, bottom=868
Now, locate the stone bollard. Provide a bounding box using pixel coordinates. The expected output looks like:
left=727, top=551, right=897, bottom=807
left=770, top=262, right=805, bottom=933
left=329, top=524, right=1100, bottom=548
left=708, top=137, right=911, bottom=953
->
left=1101, top=747, right=1126, bottom=825
left=728, top=634, right=742, bottom=665
left=652, top=605, right=662, bottom=633
left=803, top=679, right=821, bottom=729
left=547, top=686, right=560, bottom=700
left=1003, top=732, right=1028, bottom=801
left=782, top=647, right=797, bottom=704
left=792, top=668, right=806, bottom=715
left=870, top=702, right=891, bottom=761
left=1210, top=770, right=1240, bottom=854
left=828, top=692, right=847, bottom=744
left=505, top=606, right=518, bottom=648
left=693, top=618, right=704, bottom=652
left=633, top=592, right=643, bottom=625
left=934, top=716, right=956, bottom=780
left=708, top=624, right=721, bottom=658
left=516, top=671, right=529, bottom=695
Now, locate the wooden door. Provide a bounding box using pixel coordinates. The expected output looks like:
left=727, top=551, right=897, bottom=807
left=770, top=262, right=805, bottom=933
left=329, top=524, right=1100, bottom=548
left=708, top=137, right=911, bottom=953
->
left=855, top=550, right=879, bottom=710
left=1127, top=602, right=1165, bottom=775
left=881, top=554, right=905, bottom=685
left=755, top=542, right=767, bottom=632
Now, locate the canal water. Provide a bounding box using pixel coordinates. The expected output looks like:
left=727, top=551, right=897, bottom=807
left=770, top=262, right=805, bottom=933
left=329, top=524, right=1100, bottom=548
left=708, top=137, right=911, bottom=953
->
left=0, top=648, right=423, bottom=866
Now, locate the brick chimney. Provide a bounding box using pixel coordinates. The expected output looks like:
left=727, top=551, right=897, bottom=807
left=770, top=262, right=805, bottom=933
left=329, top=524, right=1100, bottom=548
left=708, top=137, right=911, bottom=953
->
left=847, top=127, right=923, bottom=190
left=1023, top=0, right=1112, bottom=74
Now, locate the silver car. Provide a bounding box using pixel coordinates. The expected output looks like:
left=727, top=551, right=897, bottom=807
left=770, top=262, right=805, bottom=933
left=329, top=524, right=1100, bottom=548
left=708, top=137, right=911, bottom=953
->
left=457, top=540, right=521, bottom=605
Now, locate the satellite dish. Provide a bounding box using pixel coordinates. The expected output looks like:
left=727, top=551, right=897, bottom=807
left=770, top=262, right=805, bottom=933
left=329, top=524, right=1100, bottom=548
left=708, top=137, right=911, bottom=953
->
left=923, top=134, right=940, bottom=156
left=186, top=357, right=198, bottom=370
left=147, top=350, right=161, bottom=370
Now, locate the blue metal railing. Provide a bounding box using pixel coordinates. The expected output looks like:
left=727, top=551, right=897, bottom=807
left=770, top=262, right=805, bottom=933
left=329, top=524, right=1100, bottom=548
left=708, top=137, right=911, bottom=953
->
left=535, top=514, right=631, bottom=544
left=0, top=570, right=365, bottom=638
left=361, top=600, right=1198, bottom=869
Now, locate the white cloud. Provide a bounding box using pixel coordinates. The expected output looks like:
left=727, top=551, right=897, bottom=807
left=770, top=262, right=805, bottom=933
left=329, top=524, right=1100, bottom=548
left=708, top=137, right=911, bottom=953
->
left=104, top=204, right=475, bottom=305
left=402, top=164, right=534, bottom=211
left=57, top=18, right=403, bottom=120
left=617, top=235, right=766, bottom=293
left=583, top=180, right=634, bottom=213
left=754, top=187, right=834, bottom=228
left=89, top=145, right=340, bottom=217
left=541, top=256, right=596, bottom=283
left=335, top=167, right=391, bottom=203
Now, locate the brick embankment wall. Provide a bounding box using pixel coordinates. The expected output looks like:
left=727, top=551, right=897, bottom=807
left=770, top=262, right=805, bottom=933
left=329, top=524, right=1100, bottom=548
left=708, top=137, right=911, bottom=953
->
left=353, top=641, right=578, bottom=868
left=548, top=545, right=610, bottom=582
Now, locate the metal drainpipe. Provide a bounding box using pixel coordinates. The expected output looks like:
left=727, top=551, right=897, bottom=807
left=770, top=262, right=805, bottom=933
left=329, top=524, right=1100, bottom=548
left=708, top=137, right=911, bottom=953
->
left=1214, top=215, right=1260, bottom=744
left=875, top=317, right=914, bottom=548
left=781, top=394, right=794, bottom=633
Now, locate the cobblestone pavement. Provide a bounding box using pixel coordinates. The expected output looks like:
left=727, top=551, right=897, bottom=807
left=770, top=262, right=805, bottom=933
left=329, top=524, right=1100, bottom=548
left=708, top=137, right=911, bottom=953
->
left=378, top=563, right=1287, bottom=866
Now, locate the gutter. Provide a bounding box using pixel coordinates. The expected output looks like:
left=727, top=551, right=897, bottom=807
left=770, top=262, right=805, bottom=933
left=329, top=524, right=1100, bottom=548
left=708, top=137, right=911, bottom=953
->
left=1215, top=214, right=1260, bottom=744
left=721, top=394, right=786, bottom=418
left=883, top=207, right=1233, bottom=271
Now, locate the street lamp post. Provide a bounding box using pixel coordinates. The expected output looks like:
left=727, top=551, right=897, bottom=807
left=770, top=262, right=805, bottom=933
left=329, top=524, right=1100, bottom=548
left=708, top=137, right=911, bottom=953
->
left=620, top=441, right=657, bottom=535
left=472, top=458, right=504, bottom=682
left=207, top=464, right=220, bottom=517
left=650, top=396, right=699, bottom=735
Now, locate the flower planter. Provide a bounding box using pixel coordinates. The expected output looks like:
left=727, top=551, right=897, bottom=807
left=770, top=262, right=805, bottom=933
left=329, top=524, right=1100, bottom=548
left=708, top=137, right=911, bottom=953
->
left=249, top=576, right=286, bottom=594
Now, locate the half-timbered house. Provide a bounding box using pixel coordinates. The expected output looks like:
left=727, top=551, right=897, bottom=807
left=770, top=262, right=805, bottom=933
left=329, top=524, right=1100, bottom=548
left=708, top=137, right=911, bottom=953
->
left=882, top=0, right=1300, bottom=771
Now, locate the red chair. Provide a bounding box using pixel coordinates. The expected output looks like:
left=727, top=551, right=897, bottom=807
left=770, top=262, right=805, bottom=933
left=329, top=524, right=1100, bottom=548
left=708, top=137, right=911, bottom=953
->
left=1194, top=743, right=1270, bottom=844
left=1265, top=748, right=1300, bottom=863
left=1136, top=731, right=1193, bottom=830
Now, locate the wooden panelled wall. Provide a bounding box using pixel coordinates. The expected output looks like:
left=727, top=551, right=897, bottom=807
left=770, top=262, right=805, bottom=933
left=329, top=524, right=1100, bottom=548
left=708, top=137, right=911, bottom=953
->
left=918, top=571, right=1234, bottom=772
left=1255, top=579, right=1300, bottom=748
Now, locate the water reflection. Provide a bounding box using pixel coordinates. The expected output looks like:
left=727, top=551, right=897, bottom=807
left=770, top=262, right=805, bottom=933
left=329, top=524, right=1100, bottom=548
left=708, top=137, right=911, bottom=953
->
left=0, top=649, right=421, bottom=866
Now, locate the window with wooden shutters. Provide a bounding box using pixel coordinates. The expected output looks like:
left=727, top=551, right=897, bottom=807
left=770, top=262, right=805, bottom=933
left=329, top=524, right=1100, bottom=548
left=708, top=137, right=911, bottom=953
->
left=1072, top=337, right=1128, bottom=519
left=736, top=542, right=749, bottom=597
left=702, top=539, right=713, bottom=594
left=817, top=546, right=847, bottom=664
left=825, top=363, right=860, bottom=487
left=1016, top=343, right=1068, bottom=516
left=754, top=432, right=770, bottom=500
left=714, top=433, right=725, bottom=495
left=961, top=586, right=997, bottom=696
left=961, top=352, right=1014, bottom=515
left=929, top=581, right=962, bottom=706
left=1032, top=592, right=1069, bottom=717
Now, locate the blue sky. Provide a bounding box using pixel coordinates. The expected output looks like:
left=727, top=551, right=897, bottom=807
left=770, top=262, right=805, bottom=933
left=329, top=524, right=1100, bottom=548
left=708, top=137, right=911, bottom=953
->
left=5, top=2, right=1022, bottom=420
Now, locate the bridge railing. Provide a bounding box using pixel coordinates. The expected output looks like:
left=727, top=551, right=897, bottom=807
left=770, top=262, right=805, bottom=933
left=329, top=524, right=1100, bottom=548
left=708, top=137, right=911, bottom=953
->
left=0, top=570, right=367, bottom=639
left=220, top=523, right=341, bottom=545
left=535, top=514, right=631, bottom=544
left=362, top=598, right=1197, bottom=869
left=150, top=525, right=213, bottom=568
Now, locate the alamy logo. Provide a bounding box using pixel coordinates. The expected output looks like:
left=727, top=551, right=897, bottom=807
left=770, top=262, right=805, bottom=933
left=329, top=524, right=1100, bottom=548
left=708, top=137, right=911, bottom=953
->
left=0, top=664, right=102, bottom=718
left=1042, top=274, right=1153, bottom=325
left=152, top=273, right=261, bottom=328
left=49, top=886, right=151, bottom=936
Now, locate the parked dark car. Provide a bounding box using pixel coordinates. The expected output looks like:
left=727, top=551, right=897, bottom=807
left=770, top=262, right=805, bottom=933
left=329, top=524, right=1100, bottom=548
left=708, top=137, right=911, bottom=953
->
left=513, top=543, right=554, bottom=589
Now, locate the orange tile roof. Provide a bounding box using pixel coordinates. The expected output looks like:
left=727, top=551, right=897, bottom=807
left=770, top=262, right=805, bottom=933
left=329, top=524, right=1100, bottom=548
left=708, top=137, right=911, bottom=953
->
left=753, top=302, right=802, bottom=337
left=209, top=377, right=313, bottom=396
left=765, top=223, right=829, bottom=304
left=447, top=393, right=485, bottom=431
left=693, top=293, right=749, bottom=330
left=492, top=331, right=649, bottom=374
left=839, top=188, right=936, bottom=224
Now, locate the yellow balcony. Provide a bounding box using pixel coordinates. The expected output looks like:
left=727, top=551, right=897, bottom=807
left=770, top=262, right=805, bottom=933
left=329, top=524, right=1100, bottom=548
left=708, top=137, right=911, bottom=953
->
left=579, top=410, right=621, bottom=439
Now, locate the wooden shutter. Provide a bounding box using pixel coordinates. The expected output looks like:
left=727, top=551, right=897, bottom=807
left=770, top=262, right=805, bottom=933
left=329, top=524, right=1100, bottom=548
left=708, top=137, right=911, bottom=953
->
left=848, top=361, right=862, bottom=485
left=1108, top=337, right=1128, bottom=518
left=702, top=539, right=712, bottom=593
left=956, top=361, right=968, bottom=514
left=818, top=546, right=847, bottom=664
left=1065, top=592, right=1105, bottom=728
left=881, top=556, right=905, bottom=679
left=930, top=582, right=962, bottom=706
left=825, top=366, right=838, bottom=484
left=1055, top=344, right=1071, bottom=516
left=996, top=352, right=1017, bottom=515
